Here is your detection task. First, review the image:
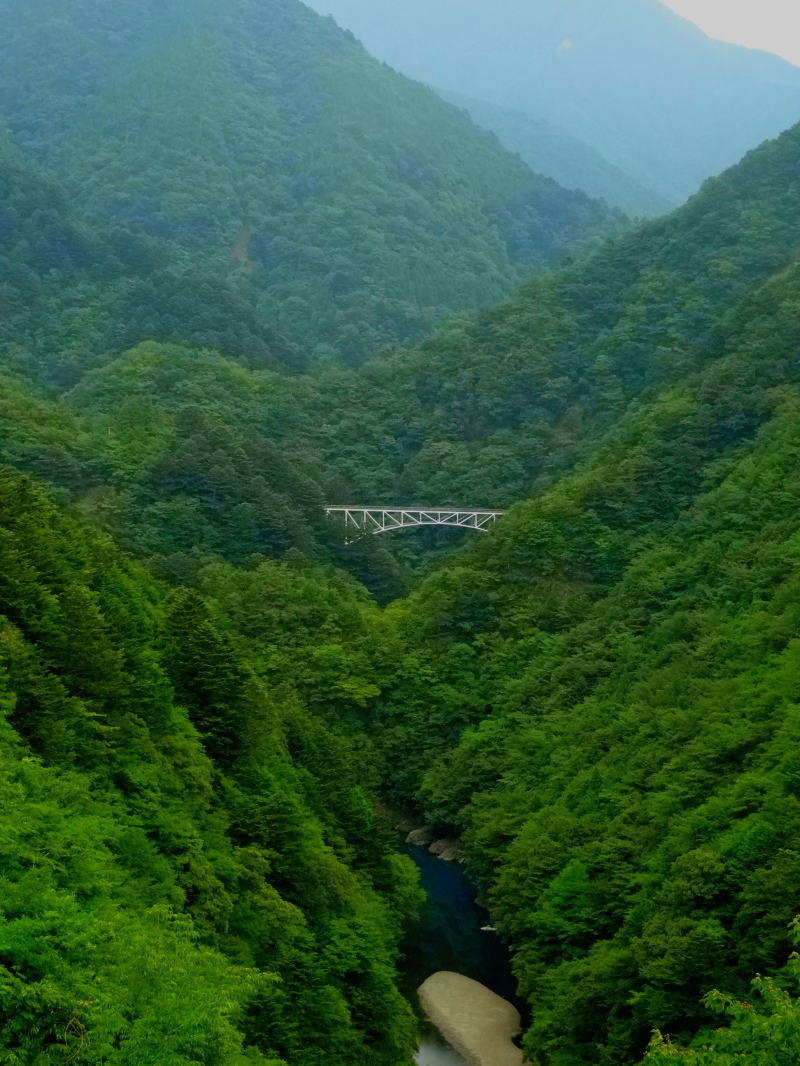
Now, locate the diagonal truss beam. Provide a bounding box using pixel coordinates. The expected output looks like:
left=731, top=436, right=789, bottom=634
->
left=325, top=506, right=505, bottom=537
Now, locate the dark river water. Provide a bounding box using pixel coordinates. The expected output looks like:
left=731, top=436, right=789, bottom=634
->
left=402, top=845, right=522, bottom=1066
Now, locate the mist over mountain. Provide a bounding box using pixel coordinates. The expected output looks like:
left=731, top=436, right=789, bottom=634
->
left=306, top=0, right=800, bottom=211
left=440, top=89, right=672, bottom=218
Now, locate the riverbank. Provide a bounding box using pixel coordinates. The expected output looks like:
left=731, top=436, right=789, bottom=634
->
left=419, top=972, right=526, bottom=1066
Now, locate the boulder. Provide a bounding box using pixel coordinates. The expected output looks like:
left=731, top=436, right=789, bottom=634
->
left=418, top=971, right=527, bottom=1066
left=429, top=838, right=463, bottom=863
left=406, top=826, right=437, bottom=846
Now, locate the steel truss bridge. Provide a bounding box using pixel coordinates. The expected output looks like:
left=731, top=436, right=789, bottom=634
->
left=325, top=506, right=505, bottom=537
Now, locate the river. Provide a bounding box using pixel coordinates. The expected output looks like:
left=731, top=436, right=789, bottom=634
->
left=415, top=1028, right=470, bottom=1066
left=403, top=845, right=522, bottom=1066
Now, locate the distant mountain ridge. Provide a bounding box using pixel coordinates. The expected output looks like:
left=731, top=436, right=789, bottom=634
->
left=440, top=89, right=671, bottom=217
left=306, top=0, right=800, bottom=212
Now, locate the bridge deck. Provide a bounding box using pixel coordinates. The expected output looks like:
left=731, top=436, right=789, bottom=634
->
left=325, top=506, right=505, bottom=515
left=325, top=505, right=506, bottom=536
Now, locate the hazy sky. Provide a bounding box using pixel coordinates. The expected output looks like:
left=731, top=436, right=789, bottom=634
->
left=661, top=0, right=800, bottom=66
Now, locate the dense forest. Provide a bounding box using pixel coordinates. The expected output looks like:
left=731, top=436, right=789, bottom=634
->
left=0, top=467, right=427, bottom=1065
left=3, top=1, right=800, bottom=1064
left=0, top=0, right=614, bottom=368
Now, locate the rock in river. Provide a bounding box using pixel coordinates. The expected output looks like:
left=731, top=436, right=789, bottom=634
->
left=406, top=826, right=437, bottom=846
left=418, top=971, right=526, bottom=1066
left=429, top=838, right=463, bottom=863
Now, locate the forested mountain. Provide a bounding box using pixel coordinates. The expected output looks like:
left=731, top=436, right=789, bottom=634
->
left=306, top=0, right=800, bottom=211
left=0, top=0, right=613, bottom=367
left=4, top=4, right=800, bottom=1065
left=379, top=262, right=800, bottom=1064
left=66, top=117, right=798, bottom=532
left=6, top=122, right=800, bottom=587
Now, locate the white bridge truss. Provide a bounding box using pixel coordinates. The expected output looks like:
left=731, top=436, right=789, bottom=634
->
left=325, top=506, right=505, bottom=537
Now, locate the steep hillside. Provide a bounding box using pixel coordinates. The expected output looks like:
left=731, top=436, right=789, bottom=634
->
left=378, top=258, right=800, bottom=1065
left=0, top=467, right=421, bottom=1066
left=315, top=121, right=800, bottom=506
left=307, top=0, right=800, bottom=209
left=0, top=0, right=613, bottom=365
left=355, top=139, right=800, bottom=1063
